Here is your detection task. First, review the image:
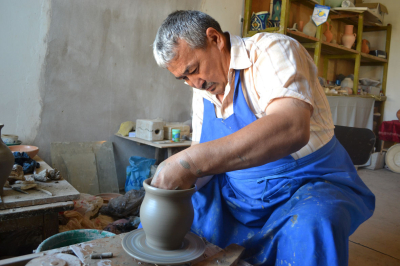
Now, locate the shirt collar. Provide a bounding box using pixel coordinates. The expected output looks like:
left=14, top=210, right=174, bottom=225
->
left=228, top=33, right=252, bottom=70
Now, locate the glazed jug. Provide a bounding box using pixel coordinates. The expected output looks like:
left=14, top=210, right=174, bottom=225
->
left=140, top=178, right=196, bottom=250
left=303, top=16, right=317, bottom=37
left=342, top=25, right=356, bottom=49
left=0, top=124, right=14, bottom=196
left=324, top=22, right=333, bottom=43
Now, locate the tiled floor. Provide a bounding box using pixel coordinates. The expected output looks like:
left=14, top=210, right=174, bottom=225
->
left=349, top=169, right=400, bottom=265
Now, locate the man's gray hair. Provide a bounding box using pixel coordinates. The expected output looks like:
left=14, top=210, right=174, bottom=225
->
left=153, top=10, right=223, bottom=68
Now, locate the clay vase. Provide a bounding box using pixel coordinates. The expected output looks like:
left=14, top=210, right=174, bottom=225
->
left=303, top=16, right=317, bottom=37
left=324, top=22, right=333, bottom=43
left=341, top=77, right=354, bottom=89
left=397, top=109, right=400, bottom=122
left=0, top=124, right=14, bottom=197
left=342, top=25, right=356, bottom=49
left=140, top=178, right=196, bottom=250
left=362, top=39, right=370, bottom=54
left=298, top=21, right=304, bottom=32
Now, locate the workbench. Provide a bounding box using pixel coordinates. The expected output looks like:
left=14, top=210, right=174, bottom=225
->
left=0, top=232, right=253, bottom=266
left=116, top=134, right=192, bottom=164
left=0, top=156, right=80, bottom=258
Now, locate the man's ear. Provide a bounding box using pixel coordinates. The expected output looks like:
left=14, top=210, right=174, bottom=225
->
left=206, top=27, right=224, bottom=51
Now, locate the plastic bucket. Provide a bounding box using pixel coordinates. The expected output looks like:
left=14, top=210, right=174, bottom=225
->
left=36, top=229, right=115, bottom=253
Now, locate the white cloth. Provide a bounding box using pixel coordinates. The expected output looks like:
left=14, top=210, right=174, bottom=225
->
left=191, top=33, right=335, bottom=159
left=327, top=96, right=375, bottom=130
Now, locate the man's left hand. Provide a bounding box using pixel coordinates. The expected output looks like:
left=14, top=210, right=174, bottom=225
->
left=151, top=151, right=199, bottom=190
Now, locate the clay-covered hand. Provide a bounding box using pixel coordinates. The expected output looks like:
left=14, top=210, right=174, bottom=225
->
left=151, top=151, right=199, bottom=190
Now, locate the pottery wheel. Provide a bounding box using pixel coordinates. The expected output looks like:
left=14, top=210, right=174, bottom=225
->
left=122, top=229, right=206, bottom=265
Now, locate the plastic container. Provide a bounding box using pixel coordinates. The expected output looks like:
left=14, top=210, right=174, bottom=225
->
left=36, top=229, right=115, bottom=253
left=172, top=129, right=181, bottom=142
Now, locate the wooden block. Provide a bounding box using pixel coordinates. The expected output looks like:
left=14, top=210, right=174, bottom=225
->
left=193, top=243, right=245, bottom=266
left=136, top=119, right=164, bottom=141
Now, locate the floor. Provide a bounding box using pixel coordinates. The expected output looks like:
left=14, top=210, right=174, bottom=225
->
left=349, top=168, right=400, bottom=266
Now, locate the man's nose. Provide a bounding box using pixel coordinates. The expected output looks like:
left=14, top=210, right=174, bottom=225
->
left=188, top=76, right=204, bottom=89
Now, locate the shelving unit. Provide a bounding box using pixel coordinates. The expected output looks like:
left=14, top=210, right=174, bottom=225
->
left=243, top=0, right=391, bottom=135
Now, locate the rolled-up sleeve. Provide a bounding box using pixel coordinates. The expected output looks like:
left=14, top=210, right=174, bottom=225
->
left=250, top=35, right=316, bottom=113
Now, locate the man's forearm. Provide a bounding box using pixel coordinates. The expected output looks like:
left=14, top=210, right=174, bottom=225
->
left=186, top=99, right=311, bottom=177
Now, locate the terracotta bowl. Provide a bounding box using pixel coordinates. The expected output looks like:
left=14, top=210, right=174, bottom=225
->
left=9, top=145, right=39, bottom=159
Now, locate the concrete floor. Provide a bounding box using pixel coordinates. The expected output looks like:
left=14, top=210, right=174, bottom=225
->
left=349, top=168, right=400, bottom=266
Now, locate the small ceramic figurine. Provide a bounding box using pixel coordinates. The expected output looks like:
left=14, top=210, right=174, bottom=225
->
left=362, top=39, right=370, bottom=54
left=303, top=16, right=317, bottom=37
left=324, top=22, right=333, bottom=43
left=342, top=25, right=356, bottom=49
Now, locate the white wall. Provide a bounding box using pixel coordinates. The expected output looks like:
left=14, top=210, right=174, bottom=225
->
left=201, top=0, right=245, bottom=36
left=0, top=0, right=51, bottom=142
left=360, top=0, right=400, bottom=121
left=0, top=0, right=244, bottom=188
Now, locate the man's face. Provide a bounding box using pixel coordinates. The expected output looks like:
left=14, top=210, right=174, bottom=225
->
left=167, top=36, right=229, bottom=97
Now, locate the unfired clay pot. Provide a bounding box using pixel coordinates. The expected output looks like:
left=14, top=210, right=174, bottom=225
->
left=303, top=16, right=317, bottom=37
left=324, top=22, right=333, bottom=43
left=140, top=178, right=196, bottom=250
left=342, top=25, right=356, bottom=49
left=0, top=124, right=14, bottom=196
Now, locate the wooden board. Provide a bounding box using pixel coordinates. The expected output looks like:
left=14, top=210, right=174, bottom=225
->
left=51, top=141, right=119, bottom=194
left=0, top=157, right=80, bottom=210
left=0, top=201, right=73, bottom=221
left=116, top=134, right=192, bottom=149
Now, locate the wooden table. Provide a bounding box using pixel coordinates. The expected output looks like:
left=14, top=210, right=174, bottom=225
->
left=0, top=156, right=80, bottom=257
left=116, top=135, right=192, bottom=164
left=0, top=233, right=253, bottom=266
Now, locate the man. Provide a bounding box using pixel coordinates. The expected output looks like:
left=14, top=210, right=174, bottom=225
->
left=151, top=10, right=374, bottom=266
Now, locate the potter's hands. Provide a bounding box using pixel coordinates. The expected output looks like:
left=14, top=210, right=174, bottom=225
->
left=151, top=151, right=200, bottom=190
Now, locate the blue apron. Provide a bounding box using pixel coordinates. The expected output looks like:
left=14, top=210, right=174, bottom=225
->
left=191, top=70, right=375, bottom=266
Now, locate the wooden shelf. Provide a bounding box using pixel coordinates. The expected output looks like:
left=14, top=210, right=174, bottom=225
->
left=321, top=42, right=358, bottom=56
left=291, top=0, right=319, bottom=8
left=360, top=53, right=388, bottom=63
left=287, top=30, right=318, bottom=43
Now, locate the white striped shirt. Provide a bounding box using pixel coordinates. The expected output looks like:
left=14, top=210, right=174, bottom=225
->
left=191, top=33, right=334, bottom=159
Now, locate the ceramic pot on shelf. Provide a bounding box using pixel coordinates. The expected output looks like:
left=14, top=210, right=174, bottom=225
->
left=298, top=21, right=304, bottom=32
left=341, top=77, right=354, bottom=90
left=324, top=22, right=333, bottom=43
left=303, top=16, right=317, bottom=37
left=342, top=25, right=356, bottom=49
left=0, top=124, right=14, bottom=197
left=362, top=39, right=370, bottom=54
left=140, top=178, right=196, bottom=250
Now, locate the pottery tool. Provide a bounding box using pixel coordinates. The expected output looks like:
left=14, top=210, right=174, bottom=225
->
left=11, top=182, right=53, bottom=196
left=90, top=252, right=113, bottom=259
left=12, top=186, right=29, bottom=194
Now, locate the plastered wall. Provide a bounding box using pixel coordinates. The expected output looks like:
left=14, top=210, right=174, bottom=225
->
left=0, top=0, right=244, bottom=190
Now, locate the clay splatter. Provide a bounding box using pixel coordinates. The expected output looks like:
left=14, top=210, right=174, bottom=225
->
left=291, top=215, right=298, bottom=227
